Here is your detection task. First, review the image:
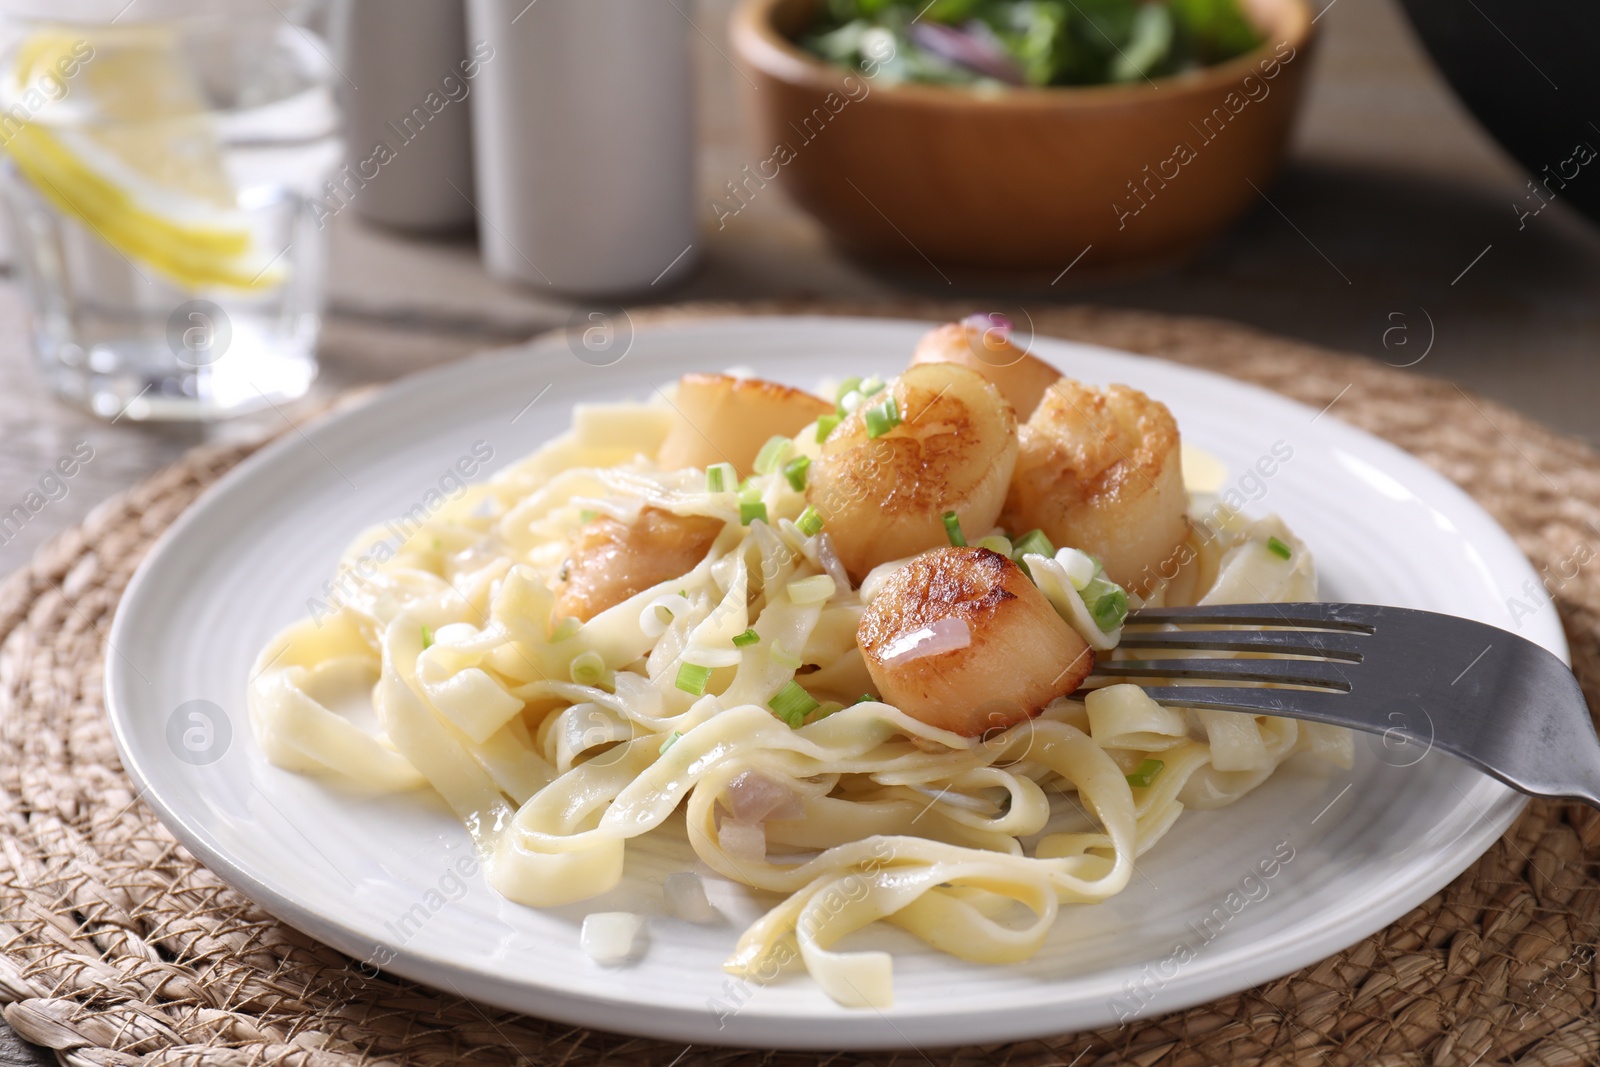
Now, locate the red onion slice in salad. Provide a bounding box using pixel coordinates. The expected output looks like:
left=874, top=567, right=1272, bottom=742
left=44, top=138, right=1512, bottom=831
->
left=909, top=21, right=1027, bottom=85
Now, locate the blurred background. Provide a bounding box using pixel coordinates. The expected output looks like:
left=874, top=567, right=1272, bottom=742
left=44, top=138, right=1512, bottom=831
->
left=0, top=0, right=1596, bottom=577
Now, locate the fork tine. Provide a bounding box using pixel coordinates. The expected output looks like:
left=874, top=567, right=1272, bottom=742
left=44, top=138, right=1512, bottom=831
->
left=1116, top=629, right=1366, bottom=660
left=1092, top=657, right=1353, bottom=690
left=1125, top=603, right=1379, bottom=632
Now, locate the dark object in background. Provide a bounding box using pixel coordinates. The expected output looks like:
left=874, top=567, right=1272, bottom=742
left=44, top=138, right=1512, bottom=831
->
left=1398, top=0, right=1600, bottom=227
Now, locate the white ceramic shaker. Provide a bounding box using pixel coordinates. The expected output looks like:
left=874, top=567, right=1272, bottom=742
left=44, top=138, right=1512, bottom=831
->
left=464, top=0, right=699, bottom=294
left=328, top=0, right=477, bottom=232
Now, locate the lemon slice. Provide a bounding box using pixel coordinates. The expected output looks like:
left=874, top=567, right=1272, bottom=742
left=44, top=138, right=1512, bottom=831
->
left=4, top=30, right=283, bottom=290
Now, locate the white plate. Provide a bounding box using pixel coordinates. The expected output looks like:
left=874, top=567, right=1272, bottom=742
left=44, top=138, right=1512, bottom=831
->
left=106, top=316, right=1556, bottom=1050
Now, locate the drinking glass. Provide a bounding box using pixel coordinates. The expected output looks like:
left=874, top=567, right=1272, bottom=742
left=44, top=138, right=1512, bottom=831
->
left=0, top=2, right=341, bottom=420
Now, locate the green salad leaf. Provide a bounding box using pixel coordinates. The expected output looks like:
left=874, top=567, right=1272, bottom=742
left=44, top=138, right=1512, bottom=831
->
left=800, top=0, right=1262, bottom=89
left=1168, top=0, right=1263, bottom=62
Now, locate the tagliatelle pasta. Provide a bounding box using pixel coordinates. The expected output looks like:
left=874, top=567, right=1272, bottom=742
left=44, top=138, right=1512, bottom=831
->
left=249, top=347, right=1351, bottom=1008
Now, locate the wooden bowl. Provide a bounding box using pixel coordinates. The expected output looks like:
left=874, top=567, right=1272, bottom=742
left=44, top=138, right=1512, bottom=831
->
left=729, top=0, right=1316, bottom=280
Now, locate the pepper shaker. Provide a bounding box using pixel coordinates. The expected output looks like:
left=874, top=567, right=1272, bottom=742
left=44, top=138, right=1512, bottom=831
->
left=464, top=0, right=699, bottom=294
left=327, top=0, right=477, bottom=232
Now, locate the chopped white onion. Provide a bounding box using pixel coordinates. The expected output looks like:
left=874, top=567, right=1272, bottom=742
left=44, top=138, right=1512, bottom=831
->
left=664, top=872, right=719, bottom=924
left=640, top=593, right=691, bottom=638
left=580, top=912, right=644, bottom=964
left=816, top=534, right=852, bottom=592
left=1056, top=548, right=1098, bottom=590
left=725, top=770, right=804, bottom=822
left=879, top=616, right=972, bottom=667
left=718, top=819, right=767, bottom=862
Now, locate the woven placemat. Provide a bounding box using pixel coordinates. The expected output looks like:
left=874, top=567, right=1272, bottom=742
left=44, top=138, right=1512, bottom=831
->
left=4, top=302, right=1599, bottom=1067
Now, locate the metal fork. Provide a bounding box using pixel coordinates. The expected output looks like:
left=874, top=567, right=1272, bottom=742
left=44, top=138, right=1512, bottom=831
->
left=1089, top=603, right=1600, bottom=809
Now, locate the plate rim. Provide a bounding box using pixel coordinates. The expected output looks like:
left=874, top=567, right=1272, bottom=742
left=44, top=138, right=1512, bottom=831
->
left=104, top=314, right=1549, bottom=1049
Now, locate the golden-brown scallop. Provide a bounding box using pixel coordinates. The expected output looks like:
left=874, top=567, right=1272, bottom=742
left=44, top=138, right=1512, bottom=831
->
left=1003, top=379, right=1188, bottom=595
left=807, top=363, right=1018, bottom=582
left=858, top=547, right=1092, bottom=737
left=910, top=320, right=1062, bottom=420
left=656, top=373, right=833, bottom=476
left=551, top=507, right=724, bottom=623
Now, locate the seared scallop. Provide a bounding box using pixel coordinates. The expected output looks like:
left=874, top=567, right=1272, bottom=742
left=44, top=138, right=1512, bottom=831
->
left=807, top=363, right=1018, bottom=582
left=909, top=320, right=1063, bottom=420
left=857, top=547, right=1092, bottom=737
left=656, top=373, right=833, bottom=476
left=1003, top=379, right=1188, bottom=595
left=551, top=507, right=724, bottom=623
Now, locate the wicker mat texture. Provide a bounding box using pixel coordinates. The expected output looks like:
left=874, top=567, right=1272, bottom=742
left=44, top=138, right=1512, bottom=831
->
left=2, top=303, right=1599, bottom=1067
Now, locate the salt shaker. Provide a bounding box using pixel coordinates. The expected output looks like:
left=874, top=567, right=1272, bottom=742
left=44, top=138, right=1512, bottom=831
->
left=327, top=0, right=477, bottom=232
left=464, top=0, right=699, bottom=294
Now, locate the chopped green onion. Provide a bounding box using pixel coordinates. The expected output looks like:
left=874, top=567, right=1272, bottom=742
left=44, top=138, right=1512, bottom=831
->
left=570, top=650, right=607, bottom=687
left=976, top=535, right=1013, bottom=556
left=1126, top=758, right=1165, bottom=789
left=738, top=477, right=767, bottom=525
left=1083, top=577, right=1130, bottom=632
left=942, top=510, right=966, bottom=547
left=812, top=701, right=844, bottom=721
left=1267, top=536, right=1292, bottom=560
left=855, top=692, right=875, bottom=705
left=835, top=376, right=862, bottom=404
left=1098, top=594, right=1131, bottom=633
left=863, top=396, right=901, bottom=439
left=859, top=376, right=886, bottom=398
left=732, top=628, right=761, bottom=647
left=421, top=624, right=434, bottom=649
left=796, top=504, right=824, bottom=537
left=770, top=642, right=802, bottom=670
left=788, top=574, right=836, bottom=604
left=579, top=509, right=598, bottom=523
left=783, top=455, right=811, bottom=492
left=658, top=730, right=682, bottom=755
left=675, top=662, right=713, bottom=696
left=754, top=435, right=790, bottom=475
left=550, top=617, right=581, bottom=643
left=1012, top=528, right=1055, bottom=561
left=706, top=462, right=737, bottom=494
left=768, top=680, right=820, bottom=727
left=1081, top=574, right=1113, bottom=597
left=815, top=413, right=841, bottom=442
